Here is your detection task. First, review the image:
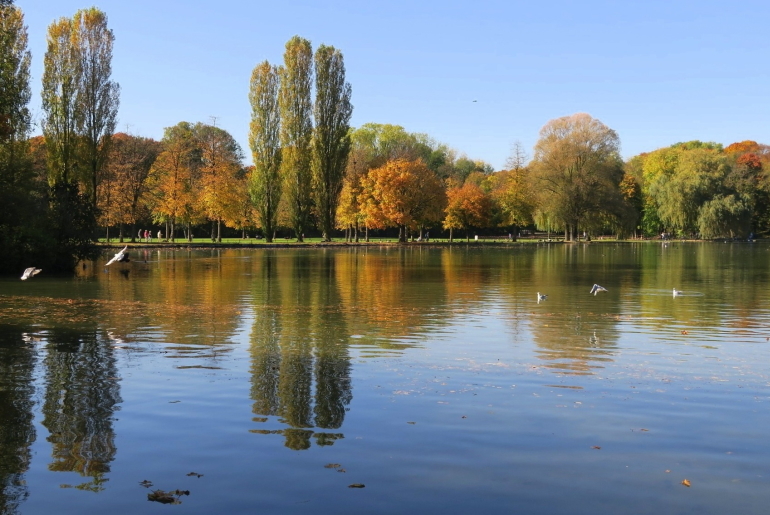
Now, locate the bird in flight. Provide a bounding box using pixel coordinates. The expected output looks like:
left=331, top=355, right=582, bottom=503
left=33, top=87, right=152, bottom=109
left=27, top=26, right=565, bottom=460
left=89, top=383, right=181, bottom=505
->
left=589, top=284, right=608, bottom=295
left=105, top=246, right=130, bottom=266
left=537, top=292, right=547, bottom=303
left=21, top=267, right=42, bottom=280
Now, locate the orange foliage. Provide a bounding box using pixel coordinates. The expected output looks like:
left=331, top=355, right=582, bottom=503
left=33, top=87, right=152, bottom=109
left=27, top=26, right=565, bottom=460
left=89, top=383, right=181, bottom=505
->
left=737, top=152, right=762, bottom=171
left=724, top=140, right=760, bottom=154
left=361, top=159, right=446, bottom=234
left=443, top=182, right=494, bottom=237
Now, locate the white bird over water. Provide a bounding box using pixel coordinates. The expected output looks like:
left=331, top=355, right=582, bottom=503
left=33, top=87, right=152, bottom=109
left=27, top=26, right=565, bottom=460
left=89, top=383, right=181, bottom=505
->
left=537, top=292, right=547, bottom=303
left=105, top=246, right=130, bottom=266
left=673, top=288, right=683, bottom=297
left=589, top=284, right=608, bottom=295
left=20, top=267, right=41, bottom=280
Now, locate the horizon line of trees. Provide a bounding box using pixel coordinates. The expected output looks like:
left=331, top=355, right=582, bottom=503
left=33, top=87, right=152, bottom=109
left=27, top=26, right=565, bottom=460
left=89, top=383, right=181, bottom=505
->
left=2, top=2, right=768, bottom=275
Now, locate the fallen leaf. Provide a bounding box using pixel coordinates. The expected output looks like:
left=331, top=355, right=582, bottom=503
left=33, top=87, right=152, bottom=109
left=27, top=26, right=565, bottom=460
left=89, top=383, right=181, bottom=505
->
left=592, top=446, right=601, bottom=450
left=186, top=472, right=203, bottom=478
left=325, top=463, right=342, bottom=469
left=348, top=484, right=365, bottom=488
left=681, top=479, right=691, bottom=487
left=139, top=480, right=153, bottom=488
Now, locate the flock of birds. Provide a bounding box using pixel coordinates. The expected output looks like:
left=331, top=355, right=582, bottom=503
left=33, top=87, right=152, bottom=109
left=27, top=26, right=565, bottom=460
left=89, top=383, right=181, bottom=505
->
left=20, top=246, right=130, bottom=280
left=537, top=285, right=683, bottom=303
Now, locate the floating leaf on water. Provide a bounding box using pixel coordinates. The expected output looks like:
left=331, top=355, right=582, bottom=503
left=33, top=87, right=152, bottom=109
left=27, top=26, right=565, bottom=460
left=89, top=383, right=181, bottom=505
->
left=407, top=421, right=416, bottom=425
left=325, top=463, right=342, bottom=469
left=139, top=480, right=153, bottom=488
left=186, top=472, right=203, bottom=478
left=592, top=446, right=601, bottom=450
left=337, top=468, right=347, bottom=473
left=681, top=330, right=688, bottom=335
left=640, top=428, right=649, bottom=432
left=681, top=479, right=691, bottom=487
left=148, top=489, right=189, bottom=504
left=348, top=484, right=365, bottom=488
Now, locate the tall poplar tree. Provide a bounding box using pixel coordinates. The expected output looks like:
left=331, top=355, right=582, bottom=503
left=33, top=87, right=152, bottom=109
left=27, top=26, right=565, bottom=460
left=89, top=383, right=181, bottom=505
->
left=249, top=61, right=282, bottom=242
left=42, top=16, right=80, bottom=186
left=41, top=7, right=119, bottom=207
left=279, top=36, right=313, bottom=241
left=312, top=44, right=352, bottom=241
left=73, top=7, right=120, bottom=208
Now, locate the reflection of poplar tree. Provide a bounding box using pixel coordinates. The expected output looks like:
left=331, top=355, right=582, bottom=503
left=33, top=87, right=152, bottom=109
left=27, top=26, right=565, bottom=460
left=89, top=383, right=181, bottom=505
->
left=250, top=253, right=281, bottom=416
left=313, top=253, right=352, bottom=430
left=276, top=253, right=315, bottom=445
left=41, top=329, right=120, bottom=490
left=0, top=327, right=36, bottom=514
left=249, top=251, right=353, bottom=450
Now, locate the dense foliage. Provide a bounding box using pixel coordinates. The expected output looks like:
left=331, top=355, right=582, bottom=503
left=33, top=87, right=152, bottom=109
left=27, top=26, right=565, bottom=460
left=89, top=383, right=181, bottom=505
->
left=2, top=6, right=767, bottom=275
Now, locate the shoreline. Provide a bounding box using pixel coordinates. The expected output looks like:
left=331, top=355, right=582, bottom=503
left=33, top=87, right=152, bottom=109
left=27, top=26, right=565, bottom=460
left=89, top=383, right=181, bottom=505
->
left=98, top=238, right=759, bottom=250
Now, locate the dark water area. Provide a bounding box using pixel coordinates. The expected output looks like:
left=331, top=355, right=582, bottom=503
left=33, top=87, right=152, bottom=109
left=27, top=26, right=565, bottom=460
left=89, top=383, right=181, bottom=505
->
left=1, top=243, right=769, bottom=514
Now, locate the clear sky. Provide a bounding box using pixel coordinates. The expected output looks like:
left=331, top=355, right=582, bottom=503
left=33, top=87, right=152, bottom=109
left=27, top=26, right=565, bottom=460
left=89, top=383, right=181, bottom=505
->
left=19, top=0, right=770, bottom=169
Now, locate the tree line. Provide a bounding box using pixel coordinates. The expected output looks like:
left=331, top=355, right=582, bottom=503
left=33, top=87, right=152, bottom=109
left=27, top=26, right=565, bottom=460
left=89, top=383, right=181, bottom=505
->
left=1, top=3, right=767, bottom=274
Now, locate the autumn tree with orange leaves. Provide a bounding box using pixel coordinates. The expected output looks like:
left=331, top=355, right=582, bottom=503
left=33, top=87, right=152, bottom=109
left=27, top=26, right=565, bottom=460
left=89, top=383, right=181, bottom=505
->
left=443, top=181, right=494, bottom=242
left=196, top=123, right=244, bottom=242
left=146, top=122, right=200, bottom=242
left=98, top=132, right=160, bottom=241
left=361, top=158, right=446, bottom=242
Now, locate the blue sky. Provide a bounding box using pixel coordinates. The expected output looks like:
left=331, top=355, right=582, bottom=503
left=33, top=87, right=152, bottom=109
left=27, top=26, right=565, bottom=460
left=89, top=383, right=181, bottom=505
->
left=20, top=0, right=770, bottom=169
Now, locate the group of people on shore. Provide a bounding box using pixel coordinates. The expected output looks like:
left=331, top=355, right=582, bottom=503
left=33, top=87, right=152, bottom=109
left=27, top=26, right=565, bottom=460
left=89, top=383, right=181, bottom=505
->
left=138, top=229, right=163, bottom=242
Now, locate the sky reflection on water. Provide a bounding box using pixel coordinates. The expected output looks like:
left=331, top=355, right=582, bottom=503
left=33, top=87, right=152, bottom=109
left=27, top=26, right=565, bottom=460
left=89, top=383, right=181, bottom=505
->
left=1, top=243, right=770, bottom=514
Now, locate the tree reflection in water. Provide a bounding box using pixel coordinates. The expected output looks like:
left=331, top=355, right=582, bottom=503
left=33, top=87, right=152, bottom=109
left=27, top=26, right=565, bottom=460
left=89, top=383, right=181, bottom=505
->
left=0, top=326, right=36, bottom=515
left=41, top=328, right=121, bottom=492
left=250, top=252, right=351, bottom=450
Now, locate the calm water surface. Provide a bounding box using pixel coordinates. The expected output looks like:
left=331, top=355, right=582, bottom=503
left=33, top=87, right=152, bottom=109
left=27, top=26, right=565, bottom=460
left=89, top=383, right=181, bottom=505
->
left=1, top=243, right=770, bottom=514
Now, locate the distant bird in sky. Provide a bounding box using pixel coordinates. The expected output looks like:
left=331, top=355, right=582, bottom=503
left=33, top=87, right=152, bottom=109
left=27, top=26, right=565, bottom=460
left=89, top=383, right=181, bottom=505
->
left=589, top=284, right=608, bottom=295
left=20, top=267, right=41, bottom=280
left=537, top=292, right=547, bottom=303
left=673, top=288, right=683, bottom=297
left=105, top=246, right=130, bottom=266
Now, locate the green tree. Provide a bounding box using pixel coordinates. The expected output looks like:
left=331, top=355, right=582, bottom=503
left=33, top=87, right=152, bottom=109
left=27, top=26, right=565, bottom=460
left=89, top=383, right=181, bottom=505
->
left=0, top=1, right=36, bottom=273
left=279, top=36, right=313, bottom=241
left=312, top=44, right=352, bottom=241
left=250, top=61, right=282, bottom=242
left=530, top=113, right=624, bottom=240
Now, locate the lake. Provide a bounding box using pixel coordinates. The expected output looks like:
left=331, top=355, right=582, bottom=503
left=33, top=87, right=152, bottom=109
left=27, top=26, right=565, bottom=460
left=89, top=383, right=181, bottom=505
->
left=1, top=243, right=770, bottom=514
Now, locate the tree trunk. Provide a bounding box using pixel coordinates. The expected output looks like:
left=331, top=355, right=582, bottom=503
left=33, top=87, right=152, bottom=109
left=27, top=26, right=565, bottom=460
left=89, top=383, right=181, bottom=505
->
left=449, top=227, right=454, bottom=243
left=217, top=219, right=221, bottom=243
left=365, top=225, right=369, bottom=242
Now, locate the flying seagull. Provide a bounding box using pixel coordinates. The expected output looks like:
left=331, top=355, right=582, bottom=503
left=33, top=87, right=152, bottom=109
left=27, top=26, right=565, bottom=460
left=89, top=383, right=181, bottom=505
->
left=589, top=284, right=608, bottom=295
left=537, top=292, right=547, bottom=303
left=673, top=288, right=683, bottom=297
left=21, top=267, right=42, bottom=280
left=105, top=246, right=130, bottom=266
